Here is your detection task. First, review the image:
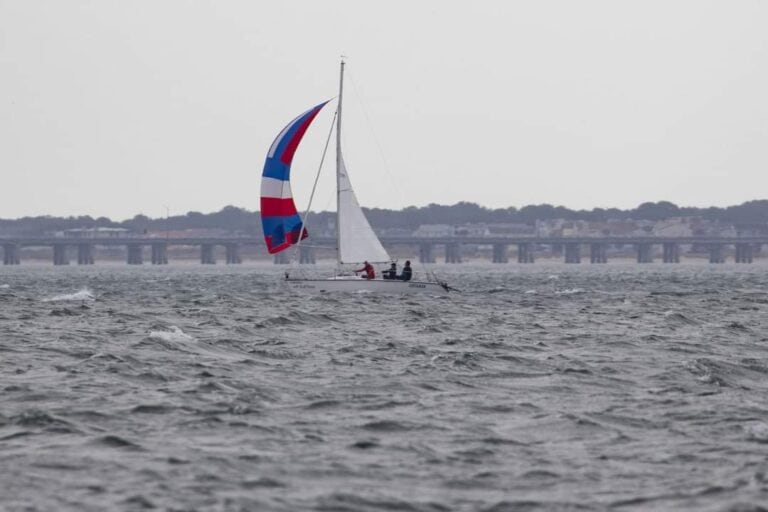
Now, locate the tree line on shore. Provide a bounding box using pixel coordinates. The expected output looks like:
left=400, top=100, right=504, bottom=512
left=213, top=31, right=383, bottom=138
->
left=2, top=200, right=768, bottom=236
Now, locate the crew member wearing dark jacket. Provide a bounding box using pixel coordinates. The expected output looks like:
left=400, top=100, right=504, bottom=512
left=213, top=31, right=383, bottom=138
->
left=400, top=260, right=412, bottom=281
left=383, top=262, right=397, bottom=280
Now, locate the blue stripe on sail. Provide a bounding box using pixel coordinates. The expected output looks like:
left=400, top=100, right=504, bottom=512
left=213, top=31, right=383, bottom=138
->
left=261, top=214, right=304, bottom=237
left=262, top=158, right=290, bottom=181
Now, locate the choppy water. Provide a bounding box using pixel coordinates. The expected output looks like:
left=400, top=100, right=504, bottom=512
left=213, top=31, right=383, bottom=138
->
left=2, top=263, right=768, bottom=511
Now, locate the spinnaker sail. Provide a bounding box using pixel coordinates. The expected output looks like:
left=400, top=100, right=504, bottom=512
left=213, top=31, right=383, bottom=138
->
left=260, top=101, right=329, bottom=254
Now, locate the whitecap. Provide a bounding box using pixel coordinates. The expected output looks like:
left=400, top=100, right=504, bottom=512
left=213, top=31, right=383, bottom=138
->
left=556, top=288, right=585, bottom=295
left=0, top=284, right=9, bottom=289
left=745, top=422, right=768, bottom=443
left=148, top=326, right=194, bottom=343
left=524, top=289, right=537, bottom=294
left=43, top=288, right=94, bottom=302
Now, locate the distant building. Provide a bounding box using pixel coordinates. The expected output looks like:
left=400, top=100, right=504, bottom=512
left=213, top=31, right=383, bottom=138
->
left=652, top=217, right=694, bottom=237
left=690, top=219, right=737, bottom=237
left=536, top=219, right=662, bottom=237
left=735, top=223, right=768, bottom=237
left=487, top=223, right=536, bottom=236
left=454, top=224, right=491, bottom=237
left=53, top=227, right=131, bottom=239
left=412, top=224, right=492, bottom=237
left=146, top=228, right=232, bottom=239
left=378, top=227, right=413, bottom=237
left=412, top=224, right=454, bottom=237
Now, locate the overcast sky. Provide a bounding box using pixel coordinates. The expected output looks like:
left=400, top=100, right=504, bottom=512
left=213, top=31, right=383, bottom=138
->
left=1, top=1, right=767, bottom=220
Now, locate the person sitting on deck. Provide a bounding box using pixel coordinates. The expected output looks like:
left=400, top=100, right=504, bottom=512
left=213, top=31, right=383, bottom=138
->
left=400, top=260, right=412, bottom=281
left=355, top=261, right=375, bottom=280
left=383, top=262, right=397, bottom=280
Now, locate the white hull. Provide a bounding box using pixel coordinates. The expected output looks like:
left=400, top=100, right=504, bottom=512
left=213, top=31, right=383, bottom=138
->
left=285, top=277, right=450, bottom=294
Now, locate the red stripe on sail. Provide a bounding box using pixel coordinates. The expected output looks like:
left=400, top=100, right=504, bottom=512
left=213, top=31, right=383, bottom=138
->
left=260, top=197, right=299, bottom=217
left=291, top=228, right=309, bottom=244
left=265, top=229, right=308, bottom=254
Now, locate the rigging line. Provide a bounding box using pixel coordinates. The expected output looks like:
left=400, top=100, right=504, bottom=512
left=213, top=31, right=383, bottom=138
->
left=290, top=109, right=338, bottom=265
left=345, top=67, right=406, bottom=208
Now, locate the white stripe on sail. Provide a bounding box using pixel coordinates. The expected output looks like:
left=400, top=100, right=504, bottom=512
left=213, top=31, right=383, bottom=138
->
left=260, top=177, right=293, bottom=199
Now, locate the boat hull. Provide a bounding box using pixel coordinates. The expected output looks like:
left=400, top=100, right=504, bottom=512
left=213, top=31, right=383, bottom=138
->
left=285, top=277, right=450, bottom=294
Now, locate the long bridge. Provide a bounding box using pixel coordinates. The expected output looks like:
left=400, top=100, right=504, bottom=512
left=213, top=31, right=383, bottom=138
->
left=1, top=235, right=766, bottom=266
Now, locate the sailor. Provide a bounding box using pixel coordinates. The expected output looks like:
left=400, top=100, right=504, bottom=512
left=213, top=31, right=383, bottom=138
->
left=355, top=261, right=375, bottom=280
left=400, top=260, right=412, bottom=281
left=383, top=262, right=397, bottom=280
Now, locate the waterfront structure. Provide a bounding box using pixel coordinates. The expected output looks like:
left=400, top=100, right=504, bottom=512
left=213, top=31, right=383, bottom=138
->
left=1, top=235, right=765, bottom=266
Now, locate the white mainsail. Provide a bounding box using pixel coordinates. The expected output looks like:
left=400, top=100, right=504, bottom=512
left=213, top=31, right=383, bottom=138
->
left=337, top=155, right=390, bottom=264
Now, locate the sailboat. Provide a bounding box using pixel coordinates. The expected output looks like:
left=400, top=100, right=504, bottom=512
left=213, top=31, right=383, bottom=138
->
left=260, top=59, right=451, bottom=294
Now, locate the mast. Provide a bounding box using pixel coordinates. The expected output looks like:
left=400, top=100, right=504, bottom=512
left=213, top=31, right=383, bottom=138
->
left=336, top=58, right=345, bottom=264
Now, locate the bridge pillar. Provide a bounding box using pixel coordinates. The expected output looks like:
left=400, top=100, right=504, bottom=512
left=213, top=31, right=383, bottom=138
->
left=151, top=243, right=168, bottom=265
left=564, top=243, right=581, bottom=264
left=492, top=243, right=508, bottom=263
left=445, top=243, right=462, bottom=264
left=201, top=244, right=216, bottom=264
left=3, top=244, right=20, bottom=265
left=709, top=245, right=725, bottom=264
left=517, top=243, right=534, bottom=263
left=662, top=243, right=680, bottom=263
left=127, top=244, right=143, bottom=265
left=274, top=252, right=289, bottom=264
left=77, top=244, right=94, bottom=265
left=299, top=246, right=315, bottom=264
left=735, top=243, right=753, bottom=264
left=53, top=244, right=69, bottom=266
left=636, top=243, right=653, bottom=263
left=225, top=243, right=241, bottom=264
left=590, top=243, right=607, bottom=264
left=419, top=243, right=435, bottom=264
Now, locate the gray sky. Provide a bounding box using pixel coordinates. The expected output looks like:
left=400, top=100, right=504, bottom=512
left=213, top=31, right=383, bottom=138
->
left=2, top=1, right=767, bottom=220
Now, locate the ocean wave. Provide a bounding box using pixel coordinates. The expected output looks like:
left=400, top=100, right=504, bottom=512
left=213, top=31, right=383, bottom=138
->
left=148, top=326, right=194, bottom=343
left=42, top=288, right=94, bottom=302
left=555, top=288, right=585, bottom=295
left=664, top=311, right=700, bottom=326
left=745, top=422, right=768, bottom=443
